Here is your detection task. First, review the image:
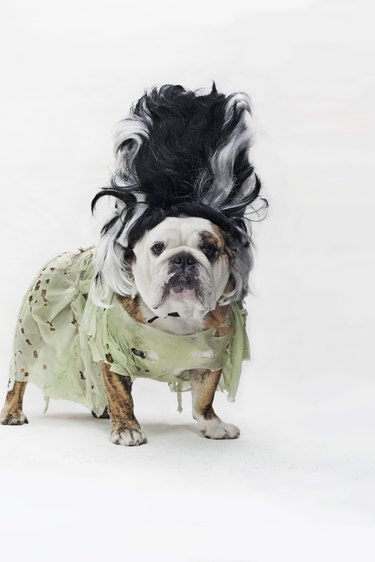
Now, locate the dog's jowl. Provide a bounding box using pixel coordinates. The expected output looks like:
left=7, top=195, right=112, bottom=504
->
left=1, top=83, right=267, bottom=446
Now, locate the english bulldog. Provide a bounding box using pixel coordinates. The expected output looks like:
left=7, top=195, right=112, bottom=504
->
left=1, top=83, right=267, bottom=446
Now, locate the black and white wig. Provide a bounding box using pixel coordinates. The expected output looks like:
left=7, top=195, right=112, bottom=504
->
left=92, top=83, right=267, bottom=304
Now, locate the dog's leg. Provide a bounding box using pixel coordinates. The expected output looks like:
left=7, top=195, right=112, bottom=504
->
left=0, top=381, right=28, bottom=425
left=190, top=369, right=240, bottom=439
left=102, top=363, right=147, bottom=446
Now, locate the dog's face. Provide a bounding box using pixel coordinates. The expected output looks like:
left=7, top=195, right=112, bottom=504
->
left=131, top=216, right=232, bottom=319
left=92, top=84, right=264, bottom=311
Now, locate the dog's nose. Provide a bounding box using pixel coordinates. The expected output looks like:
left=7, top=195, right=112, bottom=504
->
left=170, top=252, right=197, bottom=270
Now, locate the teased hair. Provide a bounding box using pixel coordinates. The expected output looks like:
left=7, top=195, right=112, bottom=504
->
left=92, top=82, right=267, bottom=304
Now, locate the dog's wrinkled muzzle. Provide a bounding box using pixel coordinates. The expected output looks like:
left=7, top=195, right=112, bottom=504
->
left=162, top=251, right=202, bottom=300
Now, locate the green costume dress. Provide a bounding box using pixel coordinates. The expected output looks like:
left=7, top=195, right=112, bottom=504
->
left=9, top=248, right=250, bottom=416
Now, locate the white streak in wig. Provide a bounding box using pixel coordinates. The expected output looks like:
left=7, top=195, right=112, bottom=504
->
left=113, top=117, right=149, bottom=184
left=220, top=244, right=253, bottom=305
left=203, top=92, right=256, bottom=304
left=93, top=201, right=150, bottom=305
left=93, top=115, right=151, bottom=305
left=207, top=93, right=255, bottom=210
left=223, top=92, right=252, bottom=127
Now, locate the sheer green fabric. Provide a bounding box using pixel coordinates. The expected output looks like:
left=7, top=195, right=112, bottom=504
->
left=9, top=248, right=250, bottom=416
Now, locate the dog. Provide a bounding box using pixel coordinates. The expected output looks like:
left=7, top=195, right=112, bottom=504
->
left=1, top=83, right=266, bottom=446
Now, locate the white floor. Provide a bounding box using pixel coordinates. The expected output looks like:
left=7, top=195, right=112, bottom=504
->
left=1, top=357, right=374, bottom=562
left=1, top=0, right=375, bottom=560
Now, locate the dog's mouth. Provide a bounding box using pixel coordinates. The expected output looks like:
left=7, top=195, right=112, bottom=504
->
left=150, top=262, right=211, bottom=315
left=162, top=273, right=202, bottom=301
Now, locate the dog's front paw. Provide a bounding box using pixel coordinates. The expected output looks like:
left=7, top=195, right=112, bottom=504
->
left=109, top=427, right=147, bottom=447
left=199, top=418, right=240, bottom=440
left=0, top=409, right=28, bottom=425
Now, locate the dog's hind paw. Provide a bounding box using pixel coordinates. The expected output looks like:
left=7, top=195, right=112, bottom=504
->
left=0, top=409, right=28, bottom=425
left=109, top=427, right=147, bottom=447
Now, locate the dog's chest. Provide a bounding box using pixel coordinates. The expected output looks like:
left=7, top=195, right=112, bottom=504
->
left=139, top=301, right=205, bottom=335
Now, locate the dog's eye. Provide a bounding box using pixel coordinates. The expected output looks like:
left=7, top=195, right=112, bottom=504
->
left=201, top=243, right=218, bottom=260
left=151, top=242, right=165, bottom=256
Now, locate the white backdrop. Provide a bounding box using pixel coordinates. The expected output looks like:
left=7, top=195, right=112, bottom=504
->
left=1, top=1, right=374, bottom=561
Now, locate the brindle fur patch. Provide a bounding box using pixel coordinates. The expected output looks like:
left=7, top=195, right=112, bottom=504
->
left=203, top=303, right=232, bottom=335
left=212, top=224, right=236, bottom=262
left=118, top=295, right=145, bottom=323
left=200, top=229, right=224, bottom=262
left=0, top=381, right=28, bottom=425
left=200, top=225, right=235, bottom=263
left=101, top=363, right=141, bottom=431
left=190, top=369, right=221, bottom=421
